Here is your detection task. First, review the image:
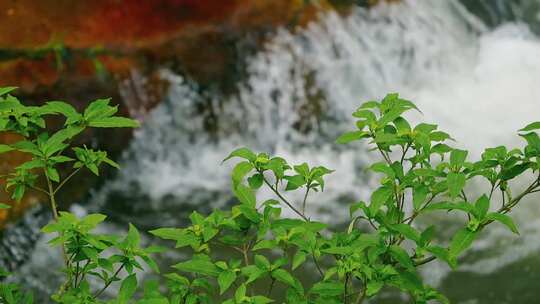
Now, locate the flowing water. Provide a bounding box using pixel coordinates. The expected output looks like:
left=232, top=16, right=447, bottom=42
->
left=10, top=0, right=540, bottom=302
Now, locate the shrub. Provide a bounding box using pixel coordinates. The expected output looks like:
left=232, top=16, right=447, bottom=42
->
left=0, top=87, right=158, bottom=303
left=1, top=89, right=540, bottom=303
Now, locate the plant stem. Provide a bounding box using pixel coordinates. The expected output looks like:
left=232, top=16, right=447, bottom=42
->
left=28, top=185, right=49, bottom=195
left=301, top=187, right=310, bottom=216
left=343, top=274, right=350, bottom=304
left=311, top=251, right=324, bottom=278
left=355, top=282, right=366, bottom=304
left=415, top=177, right=540, bottom=267
left=54, top=167, right=81, bottom=195
left=242, top=244, right=250, bottom=267
left=260, top=172, right=326, bottom=278
left=77, top=260, right=91, bottom=288
left=94, top=263, right=125, bottom=298
left=261, top=175, right=308, bottom=221
left=44, top=171, right=70, bottom=271
left=267, top=279, right=275, bottom=297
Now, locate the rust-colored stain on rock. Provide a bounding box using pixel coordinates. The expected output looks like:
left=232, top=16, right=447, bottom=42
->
left=0, top=0, right=330, bottom=92
left=0, top=0, right=239, bottom=48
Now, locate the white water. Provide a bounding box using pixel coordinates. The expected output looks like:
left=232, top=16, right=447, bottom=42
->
left=16, top=0, right=540, bottom=301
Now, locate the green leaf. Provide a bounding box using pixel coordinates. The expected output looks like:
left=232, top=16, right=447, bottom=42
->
left=390, top=224, right=420, bottom=243
left=149, top=227, right=182, bottom=240
left=369, top=186, right=393, bottom=215
left=430, top=131, right=452, bottom=142
left=18, top=159, right=45, bottom=170
left=310, top=281, right=344, bottom=297
left=420, top=226, right=436, bottom=246
left=118, top=274, right=137, bottom=304
left=218, top=270, right=237, bottom=295
left=284, top=175, right=306, bottom=191
left=294, top=163, right=309, bottom=177
left=271, top=269, right=303, bottom=293
left=432, top=143, right=453, bottom=155
left=0, top=144, right=14, bottom=154
left=49, top=155, right=74, bottom=163
left=336, top=131, right=369, bottom=144
left=292, top=251, right=307, bottom=270
left=369, top=162, right=395, bottom=178
left=88, top=116, right=139, bottom=128
left=426, top=246, right=455, bottom=269
left=0, top=86, right=17, bottom=96
left=103, top=157, right=120, bottom=169
left=232, top=161, right=254, bottom=187
left=413, top=185, right=428, bottom=210
left=202, top=226, right=219, bottom=242
left=414, top=123, right=437, bottom=134
left=173, top=256, right=220, bottom=277
left=449, top=228, right=477, bottom=257
left=389, top=245, right=414, bottom=270
left=321, top=246, right=354, bottom=255
left=80, top=213, right=107, bottom=229
left=474, top=195, right=490, bottom=220
left=485, top=212, right=519, bottom=234
left=520, top=132, right=540, bottom=151
left=238, top=204, right=260, bottom=223
left=248, top=173, right=264, bottom=189
left=450, top=149, right=468, bottom=168
left=223, top=147, right=257, bottom=163
left=126, top=223, right=141, bottom=248
left=501, top=163, right=530, bottom=181
left=254, top=255, right=271, bottom=270
left=267, top=157, right=287, bottom=179
left=44, top=127, right=83, bottom=156
left=242, top=265, right=268, bottom=284
left=393, top=117, right=411, bottom=134
left=447, top=172, right=466, bottom=199
left=149, top=228, right=199, bottom=248
left=252, top=240, right=277, bottom=251
left=12, top=184, right=25, bottom=202
left=424, top=201, right=473, bottom=214
left=366, top=281, right=384, bottom=297
left=46, top=166, right=60, bottom=182
left=0, top=203, right=11, bottom=209
left=11, top=140, right=40, bottom=155
left=378, top=107, right=407, bottom=126
left=233, top=184, right=257, bottom=207
left=520, top=122, right=540, bottom=132
left=358, top=101, right=380, bottom=110
left=352, top=110, right=377, bottom=123
left=83, top=98, right=116, bottom=120
left=41, top=101, right=81, bottom=123
left=235, top=284, right=247, bottom=303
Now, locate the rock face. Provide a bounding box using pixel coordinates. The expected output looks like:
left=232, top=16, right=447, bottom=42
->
left=0, top=0, right=330, bottom=93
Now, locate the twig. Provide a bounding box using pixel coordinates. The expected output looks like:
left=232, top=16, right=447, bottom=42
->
left=54, top=167, right=82, bottom=195
left=261, top=175, right=308, bottom=221
left=94, top=263, right=125, bottom=298
left=301, top=187, right=310, bottom=216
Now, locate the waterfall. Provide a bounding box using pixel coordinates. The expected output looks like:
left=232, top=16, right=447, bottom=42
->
left=10, top=0, right=540, bottom=302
